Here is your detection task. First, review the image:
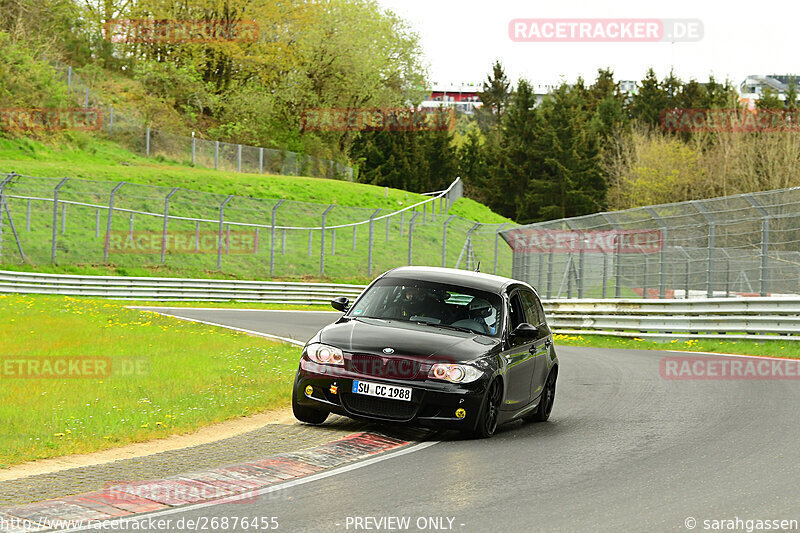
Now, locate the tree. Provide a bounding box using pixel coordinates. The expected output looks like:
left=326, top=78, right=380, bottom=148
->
left=525, top=82, right=606, bottom=221
left=630, top=68, right=668, bottom=127
left=757, top=86, right=784, bottom=110
left=476, top=61, right=512, bottom=131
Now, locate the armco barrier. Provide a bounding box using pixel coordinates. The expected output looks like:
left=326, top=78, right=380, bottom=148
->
left=543, top=297, right=800, bottom=341
left=2, top=270, right=798, bottom=340
left=0, top=270, right=365, bottom=304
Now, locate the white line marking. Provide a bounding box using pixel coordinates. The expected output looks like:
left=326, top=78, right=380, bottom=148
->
left=127, top=306, right=341, bottom=314
left=140, top=312, right=306, bottom=346
left=58, top=441, right=440, bottom=532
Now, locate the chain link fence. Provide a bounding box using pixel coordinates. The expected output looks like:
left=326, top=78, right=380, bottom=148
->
left=502, top=187, right=800, bottom=299
left=47, top=62, right=354, bottom=180
left=0, top=174, right=519, bottom=282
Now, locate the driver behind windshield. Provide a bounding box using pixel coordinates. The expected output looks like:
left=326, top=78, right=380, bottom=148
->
left=387, top=285, right=441, bottom=321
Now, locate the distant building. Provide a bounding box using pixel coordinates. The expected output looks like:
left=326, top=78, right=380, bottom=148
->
left=420, top=79, right=638, bottom=114
left=739, top=75, right=799, bottom=106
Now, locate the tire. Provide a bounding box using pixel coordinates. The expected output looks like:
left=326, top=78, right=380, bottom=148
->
left=292, top=388, right=329, bottom=425
left=473, top=379, right=502, bottom=438
left=528, top=370, right=557, bottom=423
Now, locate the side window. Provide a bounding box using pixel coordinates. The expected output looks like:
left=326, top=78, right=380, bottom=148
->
left=508, top=293, right=525, bottom=330
left=520, top=291, right=544, bottom=325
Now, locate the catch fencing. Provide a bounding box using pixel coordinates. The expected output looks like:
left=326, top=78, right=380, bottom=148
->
left=47, top=62, right=353, bottom=180
left=0, top=173, right=517, bottom=282
left=501, top=187, right=800, bottom=299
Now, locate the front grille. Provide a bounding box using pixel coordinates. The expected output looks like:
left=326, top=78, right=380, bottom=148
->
left=346, top=353, right=423, bottom=380
left=341, top=394, right=419, bottom=420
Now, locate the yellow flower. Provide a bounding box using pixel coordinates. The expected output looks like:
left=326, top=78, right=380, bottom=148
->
left=54, top=433, right=65, bottom=437
left=140, top=423, right=149, bottom=428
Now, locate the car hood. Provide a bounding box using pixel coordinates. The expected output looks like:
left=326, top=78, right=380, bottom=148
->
left=317, top=317, right=498, bottom=363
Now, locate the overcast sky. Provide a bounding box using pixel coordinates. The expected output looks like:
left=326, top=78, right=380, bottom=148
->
left=375, top=0, right=798, bottom=88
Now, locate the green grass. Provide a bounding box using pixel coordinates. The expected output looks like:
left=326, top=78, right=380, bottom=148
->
left=0, top=294, right=302, bottom=468
left=0, top=136, right=516, bottom=282
left=553, top=333, right=800, bottom=358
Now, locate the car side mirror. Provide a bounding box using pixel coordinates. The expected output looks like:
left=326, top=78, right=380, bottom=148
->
left=331, top=296, right=350, bottom=313
left=510, top=323, right=538, bottom=339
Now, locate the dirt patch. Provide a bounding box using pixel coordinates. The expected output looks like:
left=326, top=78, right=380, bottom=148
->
left=0, top=408, right=295, bottom=482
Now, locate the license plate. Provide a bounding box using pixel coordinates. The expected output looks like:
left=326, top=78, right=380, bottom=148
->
left=352, top=380, right=412, bottom=401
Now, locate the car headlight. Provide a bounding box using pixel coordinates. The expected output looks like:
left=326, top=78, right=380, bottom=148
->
left=306, top=343, right=344, bottom=365
left=428, top=363, right=482, bottom=383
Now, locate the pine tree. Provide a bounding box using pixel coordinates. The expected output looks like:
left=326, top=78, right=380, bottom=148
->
left=630, top=68, right=668, bottom=127
left=476, top=61, right=512, bottom=131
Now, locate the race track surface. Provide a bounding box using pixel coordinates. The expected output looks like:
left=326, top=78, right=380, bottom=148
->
left=137, top=308, right=800, bottom=532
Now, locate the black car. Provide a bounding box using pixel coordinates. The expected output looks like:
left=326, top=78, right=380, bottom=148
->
left=291, top=266, right=558, bottom=438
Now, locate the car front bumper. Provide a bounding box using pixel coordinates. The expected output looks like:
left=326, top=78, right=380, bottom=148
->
left=293, top=358, right=490, bottom=431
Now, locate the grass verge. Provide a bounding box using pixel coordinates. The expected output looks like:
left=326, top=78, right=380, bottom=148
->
left=553, top=333, right=800, bottom=358
left=0, top=294, right=301, bottom=468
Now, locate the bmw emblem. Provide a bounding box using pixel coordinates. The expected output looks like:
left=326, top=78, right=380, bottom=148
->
left=382, top=347, right=394, bottom=354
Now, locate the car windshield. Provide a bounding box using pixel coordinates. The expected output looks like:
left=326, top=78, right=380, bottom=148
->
left=348, top=277, right=503, bottom=337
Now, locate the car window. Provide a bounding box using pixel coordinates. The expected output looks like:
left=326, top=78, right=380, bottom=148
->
left=520, top=291, right=544, bottom=325
left=508, top=293, right=526, bottom=330
left=349, top=277, right=503, bottom=336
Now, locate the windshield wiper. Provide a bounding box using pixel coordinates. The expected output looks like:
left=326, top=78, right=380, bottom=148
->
left=412, top=321, right=475, bottom=334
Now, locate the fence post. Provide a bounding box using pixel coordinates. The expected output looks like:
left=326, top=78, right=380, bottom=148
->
left=408, top=212, right=420, bottom=265
left=744, top=195, right=770, bottom=297
left=494, top=223, right=508, bottom=275
left=0, top=173, right=16, bottom=262
left=385, top=214, right=390, bottom=243
left=237, top=145, right=242, bottom=172
left=259, top=148, right=264, bottom=174
left=191, top=132, right=195, bottom=165
left=270, top=199, right=284, bottom=278
left=645, top=207, right=669, bottom=299
left=441, top=215, right=456, bottom=267
left=102, top=182, right=124, bottom=263
left=352, top=225, right=357, bottom=251
left=320, top=205, right=335, bottom=276
left=61, top=203, right=67, bottom=234
left=601, top=213, right=622, bottom=299
left=128, top=213, right=134, bottom=240
left=160, top=187, right=179, bottom=263
left=217, top=195, right=233, bottom=270
left=195, top=221, right=200, bottom=252
left=368, top=209, right=381, bottom=277
left=422, top=202, right=426, bottom=224
left=26, top=199, right=31, bottom=232
left=692, top=201, right=716, bottom=298
left=67, top=66, right=72, bottom=94
left=50, top=177, right=70, bottom=264
left=109, top=107, right=114, bottom=136
left=400, top=211, right=405, bottom=236
left=331, top=229, right=336, bottom=255
left=677, top=246, right=691, bottom=299
left=95, top=209, right=100, bottom=238
left=214, top=141, right=219, bottom=170
left=145, top=127, right=150, bottom=157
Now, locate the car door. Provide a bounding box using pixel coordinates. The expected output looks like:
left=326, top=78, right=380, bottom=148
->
left=520, top=290, right=553, bottom=400
left=500, top=290, right=538, bottom=409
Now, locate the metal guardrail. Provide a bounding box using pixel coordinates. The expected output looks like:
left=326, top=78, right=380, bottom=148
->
left=0, top=270, right=365, bottom=304
left=2, top=270, right=798, bottom=340
left=543, top=298, right=800, bottom=341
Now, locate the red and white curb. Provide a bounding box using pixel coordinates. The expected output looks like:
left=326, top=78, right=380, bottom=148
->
left=0, top=432, right=425, bottom=532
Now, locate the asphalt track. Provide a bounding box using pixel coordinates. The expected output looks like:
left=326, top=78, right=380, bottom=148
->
left=134, top=308, right=800, bottom=532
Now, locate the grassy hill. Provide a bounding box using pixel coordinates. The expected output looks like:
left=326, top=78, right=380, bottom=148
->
left=0, top=137, right=515, bottom=283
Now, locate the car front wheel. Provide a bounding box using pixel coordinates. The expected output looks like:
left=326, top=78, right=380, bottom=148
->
left=473, top=379, right=502, bottom=438
left=292, top=389, right=329, bottom=425
left=528, top=369, right=556, bottom=423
